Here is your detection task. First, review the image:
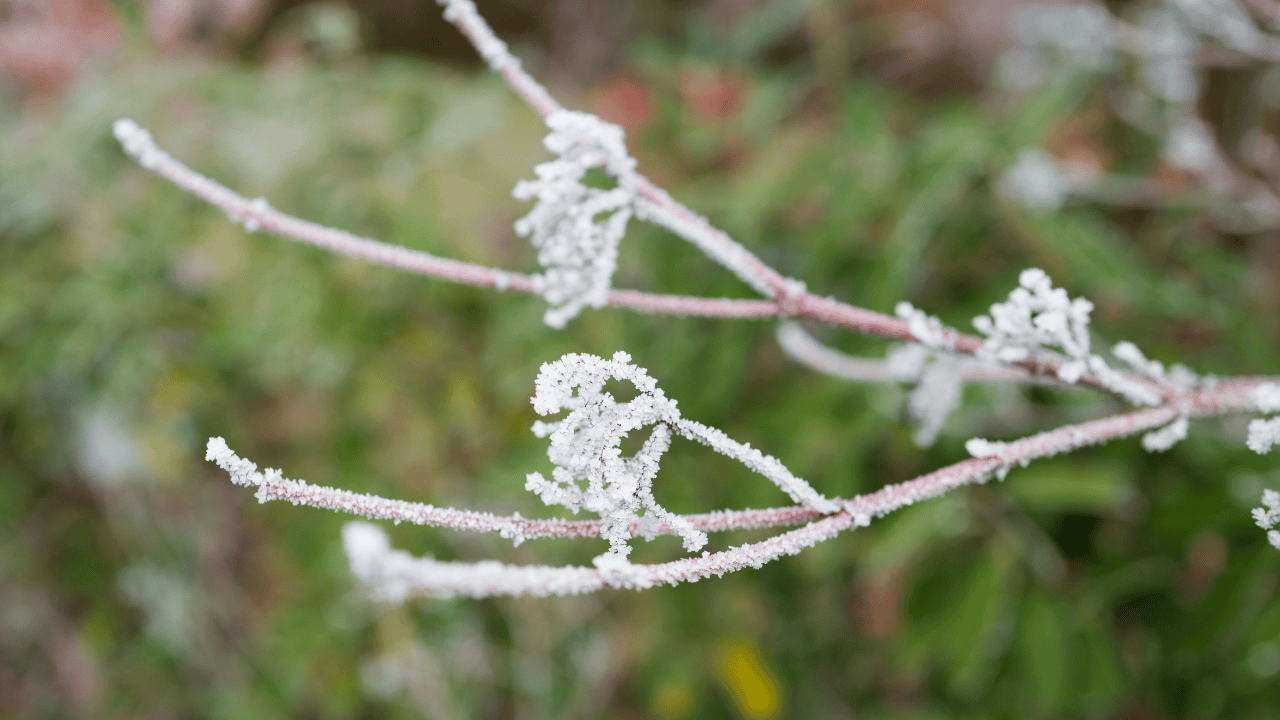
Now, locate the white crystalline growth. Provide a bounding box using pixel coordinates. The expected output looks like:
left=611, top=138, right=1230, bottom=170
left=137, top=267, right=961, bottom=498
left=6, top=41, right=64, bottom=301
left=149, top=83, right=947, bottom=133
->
left=973, top=268, right=1093, bottom=380
left=972, top=269, right=1162, bottom=406
left=526, top=352, right=837, bottom=562
left=1248, top=418, right=1280, bottom=455
left=1247, top=383, right=1280, bottom=455
left=525, top=351, right=703, bottom=558
left=1142, top=416, right=1188, bottom=452
left=514, top=111, right=639, bottom=328
left=907, top=358, right=963, bottom=447
left=1250, top=489, right=1280, bottom=550
left=1250, top=383, right=1280, bottom=414
left=1001, top=149, right=1073, bottom=212
left=889, top=303, right=962, bottom=447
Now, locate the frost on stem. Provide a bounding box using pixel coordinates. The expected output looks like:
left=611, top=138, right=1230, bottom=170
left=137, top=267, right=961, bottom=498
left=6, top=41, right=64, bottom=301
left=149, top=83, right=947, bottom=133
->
left=1251, top=489, right=1280, bottom=550
left=527, top=352, right=837, bottom=563
left=1141, top=416, right=1188, bottom=452
left=514, top=111, right=638, bottom=328
left=973, top=268, right=1163, bottom=406
left=343, top=521, right=602, bottom=599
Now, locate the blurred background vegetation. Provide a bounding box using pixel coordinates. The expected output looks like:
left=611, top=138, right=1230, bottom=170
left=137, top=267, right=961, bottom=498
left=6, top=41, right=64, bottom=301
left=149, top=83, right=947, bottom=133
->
left=2, top=0, right=1280, bottom=717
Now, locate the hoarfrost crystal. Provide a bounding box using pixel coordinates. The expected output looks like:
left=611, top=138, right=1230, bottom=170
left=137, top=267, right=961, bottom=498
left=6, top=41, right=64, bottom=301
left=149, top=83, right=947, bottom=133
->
left=1251, top=489, right=1280, bottom=550
left=514, top=111, right=638, bottom=328
left=527, top=352, right=837, bottom=562
left=973, top=269, right=1161, bottom=405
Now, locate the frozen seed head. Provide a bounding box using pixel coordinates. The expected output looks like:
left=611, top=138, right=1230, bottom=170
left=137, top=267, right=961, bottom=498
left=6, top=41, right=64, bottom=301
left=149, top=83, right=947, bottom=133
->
left=514, top=111, right=639, bottom=328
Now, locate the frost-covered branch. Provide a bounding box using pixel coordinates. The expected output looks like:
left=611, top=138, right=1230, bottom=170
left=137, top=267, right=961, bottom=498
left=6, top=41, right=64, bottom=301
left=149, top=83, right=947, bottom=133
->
left=136, top=0, right=1280, bottom=602
left=204, top=437, right=819, bottom=541
left=208, top=355, right=1275, bottom=599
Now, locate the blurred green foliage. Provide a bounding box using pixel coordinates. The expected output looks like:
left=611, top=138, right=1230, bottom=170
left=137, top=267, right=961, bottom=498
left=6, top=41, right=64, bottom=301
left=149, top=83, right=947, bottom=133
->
left=2, top=1, right=1279, bottom=718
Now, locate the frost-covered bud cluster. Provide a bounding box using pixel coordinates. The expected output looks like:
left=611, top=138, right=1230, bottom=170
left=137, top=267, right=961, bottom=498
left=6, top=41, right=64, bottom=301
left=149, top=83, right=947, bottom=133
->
left=895, top=301, right=947, bottom=349
left=1247, top=383, right=1280, bottom=454
left=526, top=351, right=696, bottom=557
left=526, top=352, right=836, bottom=563
left=514, top=111, right=639, bottom=328
left=1251, top=489, right=1280, bottom=550
left=1014, top=2, right=1117, bottom=69
left=1000, top=149, right=1073, bottom=212
left=973, top=269, right=1163, bottom=406
left=889, top=302, right=962, bottom=446
left=974, top=268, right=1093, bottom=380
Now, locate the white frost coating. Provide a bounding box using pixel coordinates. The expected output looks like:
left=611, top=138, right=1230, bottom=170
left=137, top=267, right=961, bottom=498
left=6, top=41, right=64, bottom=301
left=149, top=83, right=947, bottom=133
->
left=1000, top=149, right=1073, bottom=211
left=1250, top=490, right=1280, bottom=550
left=115, top=120, right=275, bottom=234
left=341, top=511, right=855, bottom=599
left=527, top=352, right=836, bottom=563
left=343, top=521, right=603, bottom=599
left=907, top=359, right=963, bottom=447
left=632, top=189, right=777, bottom=298
left=1249, top=383, right=1280, bottom=414
left=890, top=303, right=962, bottom=446
left=1086, top=355, right=1164, bottom=406
left=1141, top=416, right=1188, bottom=452
left=436, top=0, right=522, bottom=72
left=514, top=111, right=638, bottom=328
left=113, top=118, right=167, bottom=170
left=973, top=269, right=1162, bottom=405
left=895, top=302, right=948, bottom=349
left=526, top=351, right=701, bottom=556
left=966, top=438, right=1009, bottom=459
left=672, top=418, right=838, bottom=513
left=1114, top=341, right=1164, bottom=379
left=1248, top=418, right=1280, bottom=455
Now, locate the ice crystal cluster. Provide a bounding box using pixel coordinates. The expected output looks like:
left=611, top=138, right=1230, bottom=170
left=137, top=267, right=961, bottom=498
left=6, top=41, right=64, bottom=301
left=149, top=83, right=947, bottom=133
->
left=514, top=112, right=638, bottom=328
left=527, top=352, right=837, bottom=562
left=887, top=302, right=962, bottom=447
left=974, top=269, right=1166, bottom=406
left=525, top=351, right=699, bottom=557
left=1247, top=384, right=1280, bottom=455
left=1252, top=489, right=1280, bottom=550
